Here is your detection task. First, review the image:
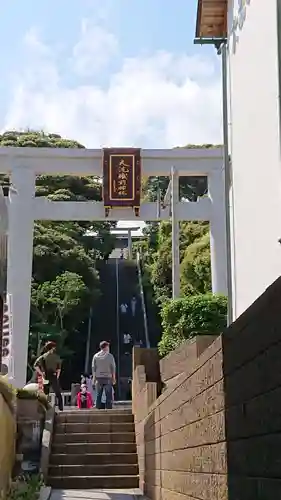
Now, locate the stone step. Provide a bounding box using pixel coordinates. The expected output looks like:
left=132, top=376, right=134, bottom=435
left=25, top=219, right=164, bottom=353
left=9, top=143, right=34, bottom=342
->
left=52, top=442, right=136, bottom=455
left=49, top=464, right=139, bottom=477
left=48, top=475, right=139, bottom=489
left=113, top=401, right=132, bottom=406
left=56, top=412, right=134, bottom=424
left=58, top=409, right=132, bottom=417
left=53, top=432, right=136, bottom=444
left=55, top=422, right=135, bottom=434
left=50, top=452, right=138, bottom=466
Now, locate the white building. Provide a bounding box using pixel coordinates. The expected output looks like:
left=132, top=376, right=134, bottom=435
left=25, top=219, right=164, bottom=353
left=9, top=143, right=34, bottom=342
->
left=196, top=0, right=281, bottom=319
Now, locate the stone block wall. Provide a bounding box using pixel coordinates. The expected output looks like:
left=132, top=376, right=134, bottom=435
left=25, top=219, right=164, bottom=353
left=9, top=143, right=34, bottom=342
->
left=159, top=334, right=218, bottom=383
left=133, top=276, right=281, bottom=500
left=0, top=393, right=15, bottom=499
left=223, top=276, right=281, bottom=499
left=133, top=336, right=226, bottom=500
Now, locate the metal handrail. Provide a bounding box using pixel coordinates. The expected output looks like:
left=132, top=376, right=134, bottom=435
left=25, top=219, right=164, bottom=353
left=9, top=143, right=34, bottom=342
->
left=136, top=251, right=150, bottom=348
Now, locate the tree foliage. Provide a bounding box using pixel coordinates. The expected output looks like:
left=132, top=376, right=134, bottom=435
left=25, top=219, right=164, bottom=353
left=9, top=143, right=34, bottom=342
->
left=31, top=271, right=93, bottom=332
left=158, top=294, right=227, bottom=357
left=141, top=145, right=220, bottom=203
left=137, top=220, right=212, bottom=306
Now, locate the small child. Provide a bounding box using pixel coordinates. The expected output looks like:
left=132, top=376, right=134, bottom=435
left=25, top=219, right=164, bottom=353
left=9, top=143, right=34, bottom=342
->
left=77, top=384, right=93, bottom=409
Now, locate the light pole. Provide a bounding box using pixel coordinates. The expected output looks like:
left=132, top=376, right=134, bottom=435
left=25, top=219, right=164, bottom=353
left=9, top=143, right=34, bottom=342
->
left=115, top=258, right=121, bottom=398
left=194, top=36, right=233, bottom=325
left=162, top=168, right=180, bottom=299
left=171, top=167, right=180, bottom=299
left=84, top=307, right=93, bottom=374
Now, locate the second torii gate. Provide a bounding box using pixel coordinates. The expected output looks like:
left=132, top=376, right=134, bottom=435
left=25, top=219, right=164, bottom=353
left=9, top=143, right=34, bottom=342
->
left=111, top=226, right=141, bottom=259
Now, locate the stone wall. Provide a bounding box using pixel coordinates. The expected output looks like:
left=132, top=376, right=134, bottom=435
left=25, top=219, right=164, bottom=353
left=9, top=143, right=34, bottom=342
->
left=223, top=275, right=281, bottom=498
left=159, top=334, right=218, bottom=383
left=0, top=393, right=15, bottom=499
left=133, top=276, right=281, bottom=500
left=133, top=336, right=225, bottom=500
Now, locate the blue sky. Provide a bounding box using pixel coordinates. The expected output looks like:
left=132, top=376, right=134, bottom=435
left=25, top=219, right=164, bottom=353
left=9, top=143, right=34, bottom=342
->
left=0, top=0, right=222, bottom=148
left=0, top=0, right=214, bottom=64
left=0, top=0, right=223, bottom=233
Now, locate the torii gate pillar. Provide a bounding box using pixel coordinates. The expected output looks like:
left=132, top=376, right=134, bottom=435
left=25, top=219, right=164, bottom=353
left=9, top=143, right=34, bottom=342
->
left=208, top=170, right=228, bottom=295
left=7, top=167, right=35, bottom=387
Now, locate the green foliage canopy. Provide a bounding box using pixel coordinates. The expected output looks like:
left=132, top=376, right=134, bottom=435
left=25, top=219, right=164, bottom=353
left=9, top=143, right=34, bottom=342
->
left=158, top=294, right=227, bottom=357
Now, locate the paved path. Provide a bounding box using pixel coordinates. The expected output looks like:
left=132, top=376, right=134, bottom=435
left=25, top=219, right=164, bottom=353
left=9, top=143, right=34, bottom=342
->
left=50, top=489, right=143, bottom=500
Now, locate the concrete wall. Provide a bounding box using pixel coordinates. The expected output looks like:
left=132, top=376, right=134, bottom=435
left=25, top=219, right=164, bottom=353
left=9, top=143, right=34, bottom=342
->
left=133, top=337, right=226, bottom=499
left=228, top=0, right=281, bottom=318
left=223, top=275, right=281, bottom=498
left=0, top=393, right=15, bottom=499
left=133, top=276, right=281, bottom=499
left=159, top=335, right=218, bottom=383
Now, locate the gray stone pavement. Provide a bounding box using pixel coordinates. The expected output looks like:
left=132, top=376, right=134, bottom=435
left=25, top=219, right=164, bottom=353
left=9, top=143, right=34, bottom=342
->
left=50, top=489, right=143, bottom=500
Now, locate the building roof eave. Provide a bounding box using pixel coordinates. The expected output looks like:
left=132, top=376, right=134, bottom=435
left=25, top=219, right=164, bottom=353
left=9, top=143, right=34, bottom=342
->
left=195, top=0, right=227, bottom=41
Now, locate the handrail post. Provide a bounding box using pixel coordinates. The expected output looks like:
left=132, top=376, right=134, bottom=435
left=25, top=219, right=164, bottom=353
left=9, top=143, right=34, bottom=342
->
left=136, top=252, right=150, bottom=348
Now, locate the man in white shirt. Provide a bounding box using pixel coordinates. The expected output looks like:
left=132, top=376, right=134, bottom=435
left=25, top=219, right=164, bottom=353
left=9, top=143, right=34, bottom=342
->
left=123, top=333, right=132, bottom=355
left=120, top=303, right=128, bottom=314
left=92, top=341, right=116, bottom=409
left=123, top=333, right=132, bottom=344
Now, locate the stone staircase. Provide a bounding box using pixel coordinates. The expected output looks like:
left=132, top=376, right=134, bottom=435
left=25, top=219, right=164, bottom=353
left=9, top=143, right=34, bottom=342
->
left=47, top=408, right=139, bottom=489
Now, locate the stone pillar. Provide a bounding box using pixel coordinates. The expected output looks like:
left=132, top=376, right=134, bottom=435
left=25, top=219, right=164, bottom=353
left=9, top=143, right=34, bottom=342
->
left=171, top=167, right=180, bottom=298
left=7, top=167, right=35, bottom=387
left=208, top=170, right=228, bottom=295
left=128, top=230, right=132, bottom=260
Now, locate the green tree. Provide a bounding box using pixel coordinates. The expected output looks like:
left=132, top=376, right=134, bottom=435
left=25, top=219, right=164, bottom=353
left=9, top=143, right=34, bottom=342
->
left=141, top=145, right=218, bottom=203
left=146, top=221, right=211, bottom=304
left=30, top=272, right=93, bottom=358
left=180, top=227, right=211, bottom=296
left=31, top=271, right=93, bottom=332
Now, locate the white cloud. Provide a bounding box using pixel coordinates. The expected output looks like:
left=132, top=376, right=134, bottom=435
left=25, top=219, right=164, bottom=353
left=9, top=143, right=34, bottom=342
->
left=3, top=23, right=222, bottom=148
left=72, top=19, right=118, bottom=77
left=24, top=27, right=51, bottom=56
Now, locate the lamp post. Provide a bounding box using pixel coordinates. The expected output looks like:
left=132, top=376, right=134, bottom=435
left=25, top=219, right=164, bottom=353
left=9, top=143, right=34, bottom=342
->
left=194, top=36, right=233, bottom=325
left=171, top=167, right=180, bottom=299
left=162, top=168, right=180, bottom=299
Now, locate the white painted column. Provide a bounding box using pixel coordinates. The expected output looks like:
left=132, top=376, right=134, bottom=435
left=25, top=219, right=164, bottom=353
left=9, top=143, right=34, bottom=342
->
left=128, top=230, right=132, bottom=260
left=171, top=167, right=180, bottom=298
left=7, top=167, right=35, bottom=387
left=208, top=170, right=228, bottom=295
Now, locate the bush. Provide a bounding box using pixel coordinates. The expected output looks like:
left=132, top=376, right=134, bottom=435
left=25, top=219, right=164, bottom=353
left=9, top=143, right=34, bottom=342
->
left=16, top=389, right=50, bottom=411
left=0, top=375, right=16, bottom=413
left=0, top=376, right=50, bottom=412
left=158, top=293, right=227, bottom=357
left=7, top=474, right=42, bottom=500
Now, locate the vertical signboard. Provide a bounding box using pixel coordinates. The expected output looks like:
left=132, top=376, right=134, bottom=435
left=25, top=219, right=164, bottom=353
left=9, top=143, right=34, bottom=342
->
left=103, top=148, right=141, bottom=216
left=1, top=293, right=13, bottom=378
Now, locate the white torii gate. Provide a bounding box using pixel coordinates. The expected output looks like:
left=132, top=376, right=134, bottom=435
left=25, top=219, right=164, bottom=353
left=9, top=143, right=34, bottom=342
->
left=0, top=146, right=227, bottom=387
left=111, top=226, right=141, bottom=259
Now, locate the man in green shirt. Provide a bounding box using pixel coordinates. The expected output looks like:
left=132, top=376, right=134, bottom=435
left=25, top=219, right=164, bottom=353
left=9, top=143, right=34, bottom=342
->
left=34, top=341, right=63, bottom=411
